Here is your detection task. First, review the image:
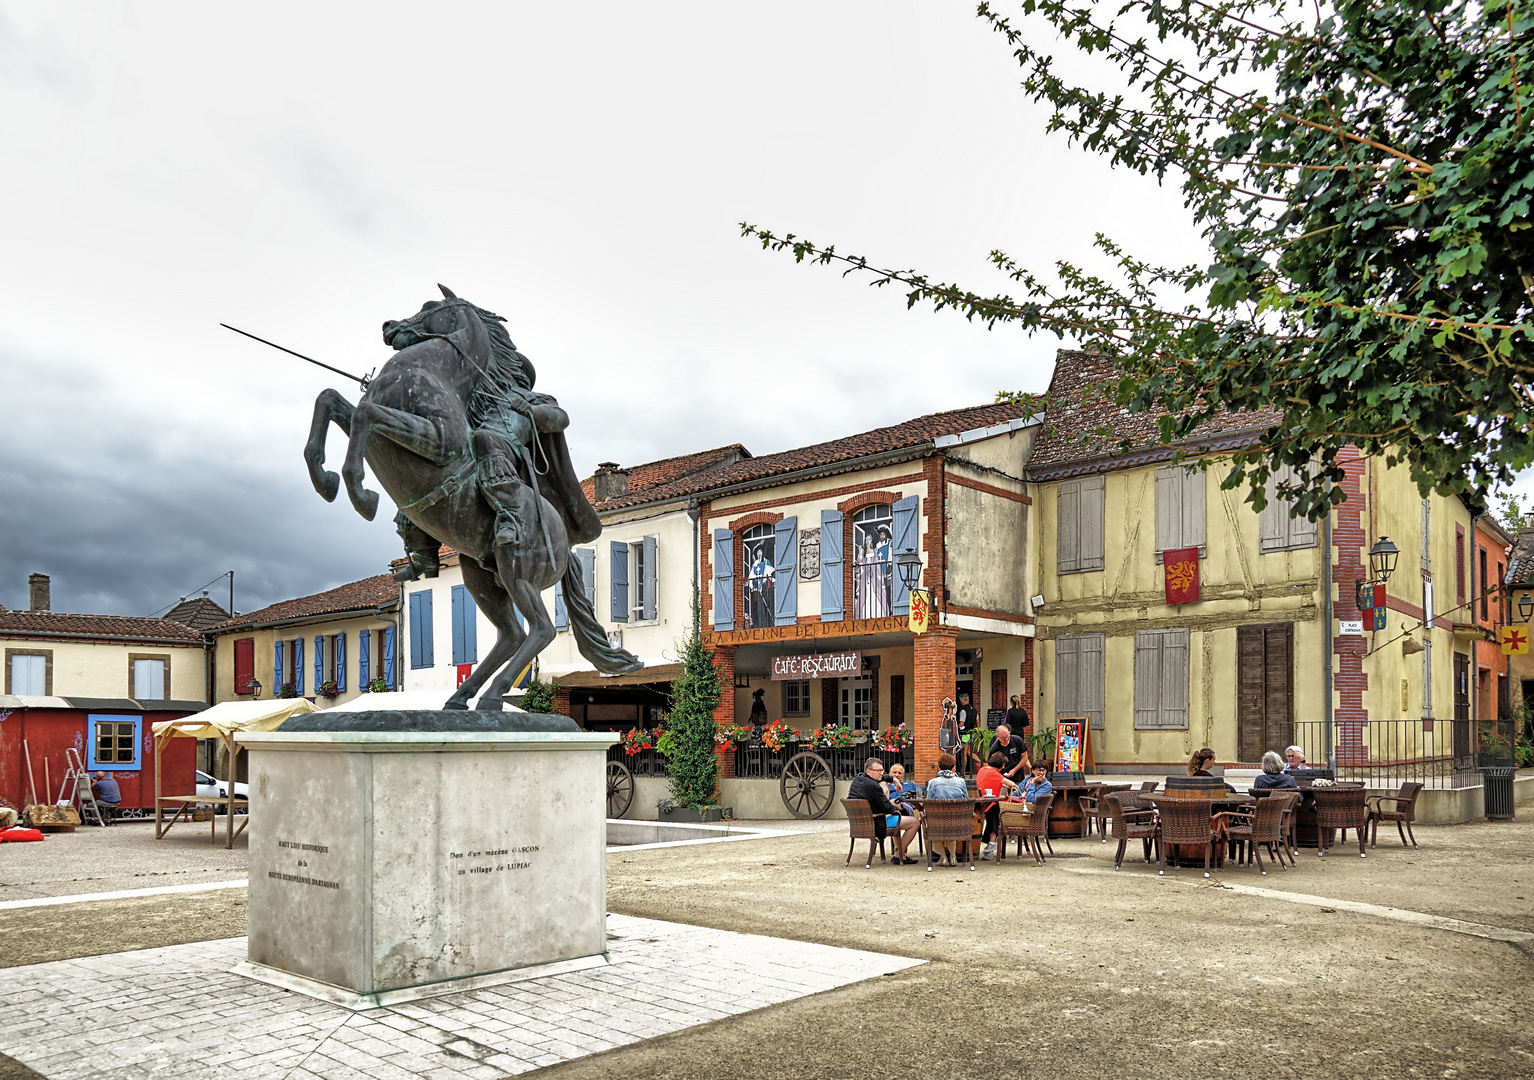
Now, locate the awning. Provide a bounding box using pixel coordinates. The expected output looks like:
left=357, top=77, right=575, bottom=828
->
left=554, top=664, right=681, bottom=689
left=151, top=698, right=318, bottom=741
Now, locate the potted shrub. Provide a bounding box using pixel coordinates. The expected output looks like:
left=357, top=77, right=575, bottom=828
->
left=316, top=679, right=340, bottom=699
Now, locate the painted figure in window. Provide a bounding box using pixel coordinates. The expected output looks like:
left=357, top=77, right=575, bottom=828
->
left=743, top=525, right=776, bottom=630
left=852, top=505, right=893, bottom=620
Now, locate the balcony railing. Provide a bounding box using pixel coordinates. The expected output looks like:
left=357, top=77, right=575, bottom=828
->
left=606, top=743, right=669, bottom=778
left=1286, top=719, right=1481, bottom=788
left=732, top=741, right=913, bottom=780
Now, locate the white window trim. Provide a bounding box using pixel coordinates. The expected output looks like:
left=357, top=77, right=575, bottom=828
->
left=626, top=535, right=660, bottom=627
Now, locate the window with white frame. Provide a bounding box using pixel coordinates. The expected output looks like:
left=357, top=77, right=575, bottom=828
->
left=5, top=649, right=49, bottom=696
left=631, top=537, right=657, bottom=622
left=783, top=680, right=811, bottom=717
left=840, top=676, right=873, bottom=730
left=131, top=655, right=168, bottom=700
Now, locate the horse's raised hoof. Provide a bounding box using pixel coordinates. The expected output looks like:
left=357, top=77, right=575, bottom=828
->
left=349, top=487, right=380, bottom=521
left=316, top=470, right=340, bottom=503
left=476, top=695, right=505, bottom=712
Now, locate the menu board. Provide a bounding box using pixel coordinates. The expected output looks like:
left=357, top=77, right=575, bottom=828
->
left=986, top=709, right=1006, bottom=731
left=1054, top=718, right=1094, bottom=773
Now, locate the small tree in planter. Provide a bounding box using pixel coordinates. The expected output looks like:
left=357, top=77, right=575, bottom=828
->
left=660, top=618, right=722, bottom=812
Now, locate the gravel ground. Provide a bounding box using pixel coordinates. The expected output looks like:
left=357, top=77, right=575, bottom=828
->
left=1, top=807, right=1531, bottom=1080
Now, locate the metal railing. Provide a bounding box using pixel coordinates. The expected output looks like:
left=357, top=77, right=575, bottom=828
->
left=606, top=743, right=669, bottom=778
left=732, top=742, right=913, bottom=780
left=1286, top=719, right=1480, bottom=788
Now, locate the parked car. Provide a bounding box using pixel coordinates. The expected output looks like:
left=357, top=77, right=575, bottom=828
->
left=195, top=770, right=249, bottom=813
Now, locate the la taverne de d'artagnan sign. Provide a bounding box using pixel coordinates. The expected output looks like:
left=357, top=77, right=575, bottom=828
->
left=771, top=650, right=861, bottom=680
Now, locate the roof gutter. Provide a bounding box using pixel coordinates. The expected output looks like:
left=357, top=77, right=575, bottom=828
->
left=0, top=629, right=202, bottom=646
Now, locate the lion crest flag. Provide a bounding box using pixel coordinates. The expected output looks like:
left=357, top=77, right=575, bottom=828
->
left=1163, top=546, right=1201, bottom=605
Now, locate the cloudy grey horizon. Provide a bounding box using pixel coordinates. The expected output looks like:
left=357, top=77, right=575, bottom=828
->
left=2, top=2, right=1459, bottom=621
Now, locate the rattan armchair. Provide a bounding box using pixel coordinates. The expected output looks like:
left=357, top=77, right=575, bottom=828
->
left=998, top=794, right=1054, bottom=866
left=1103, top=791, right=1160, bottom=870
left=921, top=798, right=978, bottom=872
left=1157, top=799, right=1222, bottom=878
left=1366, top=782, right=1424, bottom=848
left=1139, top=781, right=1159, bottom=792
left=1312, top=785, right=1368, bottom=858
left=841, top=799, right=888, bottom=869
left=1221, top=792, right=1298, bottom=875
left=1079, top=784, right=1132, bottom=840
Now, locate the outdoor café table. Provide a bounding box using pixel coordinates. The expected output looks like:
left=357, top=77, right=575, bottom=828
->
left=1038, top=781, right=1096, bottom=838
left=1141, top=793, right=1255, bottom=869
left=909, top=795, right=1018, bottom=859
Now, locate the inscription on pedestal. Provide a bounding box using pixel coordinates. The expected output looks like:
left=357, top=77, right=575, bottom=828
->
left=269, top=838, right=340, bottom=889
left=451, top=845, right=538, bottom=875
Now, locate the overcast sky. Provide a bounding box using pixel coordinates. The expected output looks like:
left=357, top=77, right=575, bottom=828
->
left=4, top=2, right=1502, bottom=618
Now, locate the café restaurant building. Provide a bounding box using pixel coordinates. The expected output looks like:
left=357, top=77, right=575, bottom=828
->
left=685, top=402, right=1042, bottom=781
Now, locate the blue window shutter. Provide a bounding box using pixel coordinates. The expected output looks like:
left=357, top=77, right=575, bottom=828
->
left=358, top=630, right=371, bottom=687
left=642, top=535, right=658, bottom=621
left=383, top=626, right=396, bottom=687
left=273, top=639, right=284, bottom=691
left=409, top=592, right=422, bottom=667
left=820, top=510, right=844, bottom=621
left=774, top=516, right=797, bottom=626
left=335, top=633, right=346, bottom=691
left=421, top=591, right=434, bottom=668
left=466, top=589, right=478, bottom=663
left=409, top=590, right=434, bottom=668
left=713, top=529, right=734, bottom=631
left=315, top=635, right=324, bottom=689
left=891, top=495, right=919, bottom=616
left=293, top=637, right=304, bottom=695
left=451, top=585, right=466, bottom=665
left=610, top=540, right=629, bottom=622
left=451, top=585, right=478, bottom=664
left=554, top=581, right=568, bottom=631
left=576, top=548, right=597, bottom=608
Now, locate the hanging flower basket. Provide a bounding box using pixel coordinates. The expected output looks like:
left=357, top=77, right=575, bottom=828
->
left=622, top=727, right=656, bottom=756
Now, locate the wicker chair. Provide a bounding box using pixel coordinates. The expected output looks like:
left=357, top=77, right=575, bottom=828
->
left=921, top=799, right=978, bottom=872
left=1103, top=791, right=1160, bottom=870
left=841, top=799, right=888, bottom=869
left=1080, top=784, right=1131, bottom=840
left=1221, top=792, right=1298, bottom=875
left=997, top=794, right=1054, bottom=866
left=1366, top=782, right=1424, bottom=848
left=1139, top=781, right=1159, bottom=792
left=1157, top=799, right=1222, bottom=878
left=1312, top=785, right=1369, bottom=858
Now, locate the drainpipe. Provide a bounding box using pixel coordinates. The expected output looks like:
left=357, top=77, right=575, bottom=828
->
left=688, top=498, right=701, bottom=630
left=1322, top=502, right=1334, bottom=769
left=1470, top=511, right=1480, bottom=763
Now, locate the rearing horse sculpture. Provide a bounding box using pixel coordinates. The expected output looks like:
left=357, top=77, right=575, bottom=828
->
left=304, top=286, right=642, bottom=710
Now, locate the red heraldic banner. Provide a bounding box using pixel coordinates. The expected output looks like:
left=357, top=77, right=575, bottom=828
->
left=1163, top=546, right=1201, bottom=605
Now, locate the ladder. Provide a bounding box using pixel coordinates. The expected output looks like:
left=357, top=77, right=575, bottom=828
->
left=59, top=748, right=106, bottom=827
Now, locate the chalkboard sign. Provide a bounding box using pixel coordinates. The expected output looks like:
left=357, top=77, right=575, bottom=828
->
left=986, top=709, right=1006, bottom=731
left=1053, top=717, right=1095, bottom=774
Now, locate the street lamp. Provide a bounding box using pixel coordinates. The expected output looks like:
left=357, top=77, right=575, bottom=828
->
left=247, top=678, right=263, bottom=700
left=895, top=549, right=923, bottom=592
left=1368, top=536, right=1400, bottom=583
left=1519, top=591, right=1534, bottom=621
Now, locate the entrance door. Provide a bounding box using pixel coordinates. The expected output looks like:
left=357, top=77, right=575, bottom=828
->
left=1453, top=652, right=1472, bottom=767
left=1236, top=624, right=1293, bottom=763
left=840, top=676, right=873, bottom=730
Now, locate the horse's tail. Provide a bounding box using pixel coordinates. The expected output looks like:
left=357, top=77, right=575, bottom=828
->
left=562, top=558, right=644, bottom=675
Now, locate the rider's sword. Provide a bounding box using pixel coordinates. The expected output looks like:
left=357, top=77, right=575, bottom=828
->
left=220, top=324, right=374, bottom=389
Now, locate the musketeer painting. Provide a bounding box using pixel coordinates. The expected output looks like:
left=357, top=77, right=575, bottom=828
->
left=742, top=522, right=776, bottom=630
left=852, top=504, right=893, bottom=620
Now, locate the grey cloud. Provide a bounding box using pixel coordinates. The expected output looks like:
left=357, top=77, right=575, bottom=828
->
left=267, top=133, right=422, bottom=241
left=0, top=10, right=89, bottom=101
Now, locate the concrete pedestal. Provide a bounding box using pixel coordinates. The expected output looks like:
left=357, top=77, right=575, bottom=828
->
left=234, top=720, right=617, bottom=1009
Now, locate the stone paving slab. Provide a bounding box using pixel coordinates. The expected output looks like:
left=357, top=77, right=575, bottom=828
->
left=0, top=914, right=922, bottom=1079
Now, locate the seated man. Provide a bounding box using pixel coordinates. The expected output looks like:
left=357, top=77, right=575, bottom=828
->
left=924, top=752, right=968, bottom=867
left=1253, top=750, right=1299, bottom=790
left=882, top=763, right=920, bottom=816
left=847, top=758, right=921, bottom=865
left=91, top=772, right=122, bottom=825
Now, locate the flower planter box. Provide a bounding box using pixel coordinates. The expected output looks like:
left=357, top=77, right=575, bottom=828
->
left=656, top=804, right=730, bottom=823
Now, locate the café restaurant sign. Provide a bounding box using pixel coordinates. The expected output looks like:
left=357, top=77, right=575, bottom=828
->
left=771, top=650, right=862, bottom=681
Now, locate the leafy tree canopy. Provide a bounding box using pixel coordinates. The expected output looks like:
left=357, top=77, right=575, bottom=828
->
left=745, top=0, right=1534, bottom=519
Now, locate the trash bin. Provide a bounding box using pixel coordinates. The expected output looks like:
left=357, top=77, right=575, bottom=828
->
left=1480, top=767, right=1516, bottom=820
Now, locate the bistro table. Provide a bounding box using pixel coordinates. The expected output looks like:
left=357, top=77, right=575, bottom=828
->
left=908, top=795, right=1021, bottom=863
left=1140, top=792, right=1255, bottom=869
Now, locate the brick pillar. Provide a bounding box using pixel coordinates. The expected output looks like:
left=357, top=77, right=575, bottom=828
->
left=913, top=627, right=959, bottom=781
left=822, top=678, right=839, bottom=725
left=553, top=685, right=572, bottom=719
left=1331, top=446, right=1369, bottom=766
left=712, top=645, right=736, bottom=779
left=1019, top=639, right=1035, bottom=734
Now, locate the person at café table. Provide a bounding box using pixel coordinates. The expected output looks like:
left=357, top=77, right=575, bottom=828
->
left=1284, top=745, right=1307, bottom=772
left=882, top=762, right=920, bottom=816
left=976, top=752, right=1018, bottom=861
left=848, top=758, right=921, bottom=865
left=1253, top=750, right=1299, bottom=790
left=990, top=723, right=1030, bottom=785
left=1188, top=747, right=1238, bottom=793
left=924, top=752, right=969, bottom=869
left=1022, top=762, right=1053, bottom=805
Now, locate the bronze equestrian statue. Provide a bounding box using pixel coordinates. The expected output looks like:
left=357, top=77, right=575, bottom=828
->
left=303, top=285, right=642, bottom=710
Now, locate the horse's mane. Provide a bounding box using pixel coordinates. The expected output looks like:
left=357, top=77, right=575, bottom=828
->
left=465, top=302, right=539, bottom=429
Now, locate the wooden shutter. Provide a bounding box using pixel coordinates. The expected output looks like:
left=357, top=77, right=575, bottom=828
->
left=1259, top=475, right=1287, bottom=552
left=1057, top=480, right=1080, bottom=573
left=410, top=591, right=433, bottom=668
left=713, top=528, right=734, bottom=631
left=1184, top=470, right=1206, bottom=551
left=642, top=535, right=658, bottom=621
left=610, top=541, right=629, bottom=622
left=774, top=517, right=797, bottom=625
left=334, top=633, right=346, bottom=691
left=314, top=635, right=324, bottom=689
left=891, top=496, right=919, bottom=615
left=1288, top=504, right=1317, bottom=548
left=1054, top=635, right=1079, bottom=721
left=293, top=637, right=304, bottom=694
left=820, top=510, right=844, bottom=620
left=577, top=548, right=597, bottom=608
left=383, top=626, right=396, bottom=688
left=1422, top=580, right=1434, bottom=717
left=1079, top=633, right=1105, bottom=729
left=1079, top=475, right=1104, bottom=570
left=358, top=630, right=371, bottom=687
left=1161, top=629, right=1190, bottom=729
left=1261, top=627, right=1289, bottom=749
left=1134, top=631, right=1162, bottom=728
left=234, top=638, right=254, bottom=695
left=273, top=639, right=284, bottom=692
left=553, top=581, right=568, bottom=631
left=1236, top=627, right=1266, bottom=761
left=452, top=585, right=477, bottom=665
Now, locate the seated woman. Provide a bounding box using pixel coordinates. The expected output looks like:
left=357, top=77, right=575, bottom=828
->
left=976, top=752, right=1018, bottom=861
left=1252, top=750, right=1299, bottom=790
left=924, top=752, right=968, bottom=867
left=1188, top=747, right=1237, bottom=793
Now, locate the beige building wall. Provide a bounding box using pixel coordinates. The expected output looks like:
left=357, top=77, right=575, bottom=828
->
left=210, top=611, right=396, bottom=707
left=1, top=636, right=205, bottom=701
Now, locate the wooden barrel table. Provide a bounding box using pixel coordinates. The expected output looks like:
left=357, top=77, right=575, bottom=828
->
left=1145, top=777, right=1249, bottom=868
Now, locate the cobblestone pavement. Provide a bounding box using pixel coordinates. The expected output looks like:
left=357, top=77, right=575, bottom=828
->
left=0, top=915, right=921, bottom=1079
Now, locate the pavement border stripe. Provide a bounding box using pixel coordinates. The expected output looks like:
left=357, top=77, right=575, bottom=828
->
left=0, top=879, right=249, bottom=911
left=1058, top=864, right=1533, bottom=944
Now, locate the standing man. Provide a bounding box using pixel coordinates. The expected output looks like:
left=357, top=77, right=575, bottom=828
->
left=955, top=691, right=979, bottom=774
left=848, top=759, right=921, bottom=864
left=990, top=723, right=1029, bottom=786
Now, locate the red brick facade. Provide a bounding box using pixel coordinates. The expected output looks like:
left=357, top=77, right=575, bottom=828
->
left=712, top=644, right=736, bottom=779
left=1331, top=446, right=1369, bottom=765
left=913, top=626, right=959, bottom=781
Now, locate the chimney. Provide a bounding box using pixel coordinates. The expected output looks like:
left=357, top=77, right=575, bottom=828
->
left=28, top=573, right=50, bottom=612
left=593, top=462, right=629, bottom=502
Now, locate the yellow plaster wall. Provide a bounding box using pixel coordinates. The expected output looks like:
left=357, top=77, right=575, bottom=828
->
left=1, top=636, right=205, bottom=700
left=210, top=612, right=394, bottom=707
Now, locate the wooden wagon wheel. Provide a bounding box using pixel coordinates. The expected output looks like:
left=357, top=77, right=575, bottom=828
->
left=605, top=760, right=635, bottom=819
left=780, top=751, right=835, bottom=819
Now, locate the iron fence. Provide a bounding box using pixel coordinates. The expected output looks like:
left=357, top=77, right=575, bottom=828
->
left=606, top=743, right=669, bottom=778
left=731, top=741, right=913, bottom=780
left=1286, top=719, right=1481, bottom=788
